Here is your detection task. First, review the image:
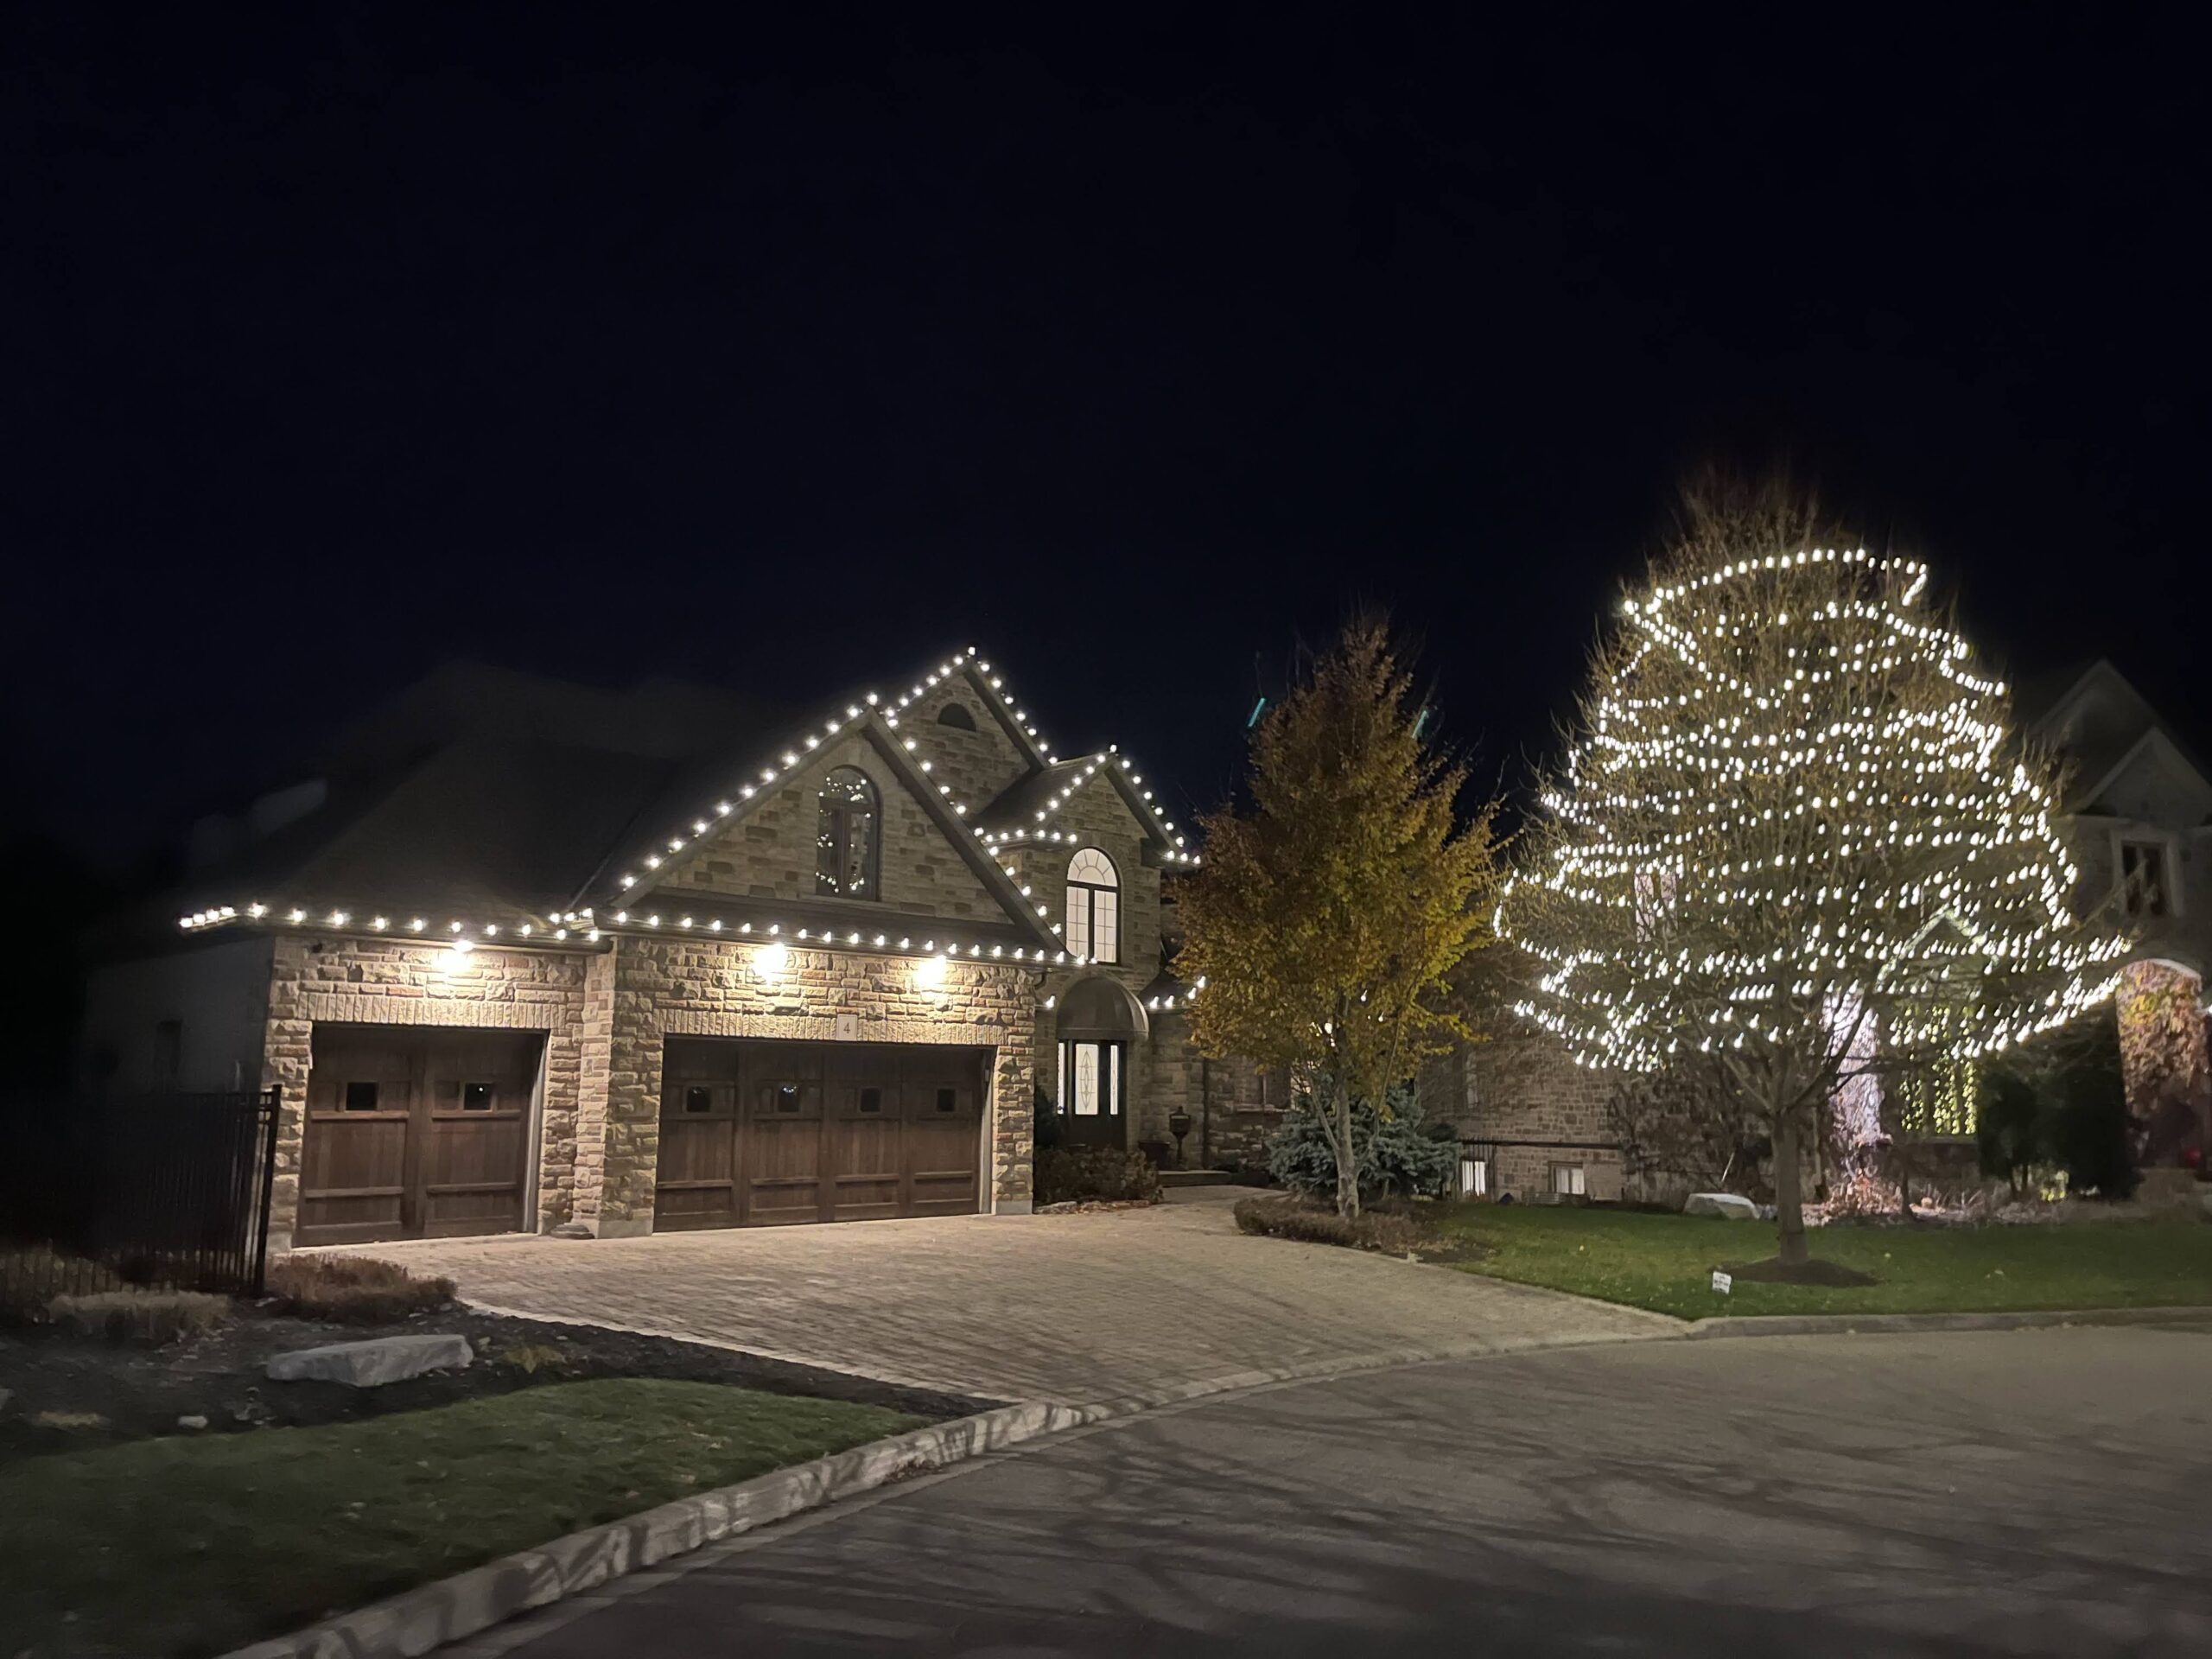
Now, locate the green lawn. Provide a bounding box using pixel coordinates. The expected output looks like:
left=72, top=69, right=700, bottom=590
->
left=1430, top=1203, right=2212, bottom=1321
left=0, top=1377, right=921, bottom=1658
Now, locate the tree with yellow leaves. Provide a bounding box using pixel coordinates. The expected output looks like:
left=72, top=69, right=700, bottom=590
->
left=1177, top=618, right=1503, bottom=1218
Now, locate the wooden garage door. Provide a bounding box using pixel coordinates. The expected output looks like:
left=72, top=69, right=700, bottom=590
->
left=658, top=1039, right=986, bottom=1229
left=298, top=1026, right=541, bottom=1246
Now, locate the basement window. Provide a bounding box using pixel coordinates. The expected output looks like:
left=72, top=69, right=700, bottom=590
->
left=1550, top=1163, right=1586, bottom=1198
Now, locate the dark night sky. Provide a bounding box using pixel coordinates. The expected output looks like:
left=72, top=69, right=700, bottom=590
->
left=6, top=6, right=2204, bottom=875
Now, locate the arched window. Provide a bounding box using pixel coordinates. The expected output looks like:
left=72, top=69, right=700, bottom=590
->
left=816, top=767, right=880, bottom=899
left=937, top=701, right=977, bottom=731
left=1065, top=847, right=1119, bottom=963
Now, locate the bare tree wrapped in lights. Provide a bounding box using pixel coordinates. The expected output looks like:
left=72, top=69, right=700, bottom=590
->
left=1503, top=482, right=2125, bottom=1268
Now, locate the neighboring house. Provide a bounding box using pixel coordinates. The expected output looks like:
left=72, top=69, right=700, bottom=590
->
left=82, top=650, right=1255, bottom=1252
left=1438, top=658, right=2212, bottom=1200
left=2019, top=659, right=2212, bottom=1161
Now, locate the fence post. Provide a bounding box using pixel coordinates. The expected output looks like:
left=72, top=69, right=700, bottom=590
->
left=251, top=1085, right=282, bottom=1295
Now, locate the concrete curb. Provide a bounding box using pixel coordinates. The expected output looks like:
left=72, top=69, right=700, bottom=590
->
left=219, top=1320, right=1678, bottom=1659
left=219, top=1399, right=1100, bottom=1659
left=1684, top=1305, right=2212, bottom=1341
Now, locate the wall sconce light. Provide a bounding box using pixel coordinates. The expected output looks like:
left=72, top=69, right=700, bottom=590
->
left=914, top=953, right=948, bottom=993
left=754, top=941, right=789, bottom=982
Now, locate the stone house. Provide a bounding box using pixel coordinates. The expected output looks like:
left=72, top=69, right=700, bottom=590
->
left=83, top=649, right=1265, bottom=1252
left=2020, top=659, right=2212, bottom=1162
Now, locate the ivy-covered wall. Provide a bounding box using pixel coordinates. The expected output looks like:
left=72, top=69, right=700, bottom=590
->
left=2115, top=959, right=2211, bottom=1161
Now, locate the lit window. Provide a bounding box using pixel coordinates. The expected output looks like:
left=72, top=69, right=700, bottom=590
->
left=816, top=767, right=880, bottom=899
left=1065, top=847, right=1120, bottom=963
left=1550, top=1163, right=1586, bottom=1198
left=1058, top=1040, right=1122, bottom=1117
left=1460, top=1158, right=1488, bottom=1198
left=2120, top=839, right=2171, bottom=918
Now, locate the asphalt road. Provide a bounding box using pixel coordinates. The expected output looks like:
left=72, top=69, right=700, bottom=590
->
left=460, top=1325, right=2212, bottom=1657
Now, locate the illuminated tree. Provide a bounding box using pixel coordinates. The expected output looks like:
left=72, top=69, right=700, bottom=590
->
left=1179, top=619, right=1502, bottom=1219
left=1504, top=483, right=2124, bottom=1266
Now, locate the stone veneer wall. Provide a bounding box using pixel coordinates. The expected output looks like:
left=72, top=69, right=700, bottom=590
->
left=1455, top=1027, right=1627, bottom=1202
left=596, top=935, right=1040, bottom=1230
left=257, top=937, right=592, bottom=1252
left=897, top=677, right=1033, bottom=810
left=678, top=728, right=1002, bottom=922
left=257, top=931, right=1039, bottom=1247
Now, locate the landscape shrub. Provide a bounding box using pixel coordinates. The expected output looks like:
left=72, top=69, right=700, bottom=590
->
left=47, top=1288, right=232, bottom=1345
left=1232, top=1195, right=1422, bottom=1255
left=0, top=1245, right=125, bottom=1325
left=1974, top=1066, right=2046, bottom=1198
left=1973, top=1016, right=2138, bottom=1201
left=1033, top=1147, right=1160, bottom=1206
left=2045, top=1048, right=2138, bottom=1199
left=1267, top=1083, right=1457, bottom=1202
left=1033, top=1084, right=1065, bottom=1154
left=263, top=1255, right=456, bottom=1324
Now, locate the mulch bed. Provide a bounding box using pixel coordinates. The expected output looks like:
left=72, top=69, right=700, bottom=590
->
left=0, top=1306, right=989, bottom=1461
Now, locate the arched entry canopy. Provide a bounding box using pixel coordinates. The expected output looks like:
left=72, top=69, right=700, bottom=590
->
left=1055, top=971, right=1149, bottom=1043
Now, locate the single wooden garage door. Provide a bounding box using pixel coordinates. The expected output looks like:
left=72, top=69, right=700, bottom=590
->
left=298, top=1026, right=541, bottom=1245
left=657, top=1039, right=986, bottom=1229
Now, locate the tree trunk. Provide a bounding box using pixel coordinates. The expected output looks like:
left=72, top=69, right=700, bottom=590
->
left=1334, top=1092, right=1360, bottom=1220
left=1772, top=1109, right=1808, bottom=1265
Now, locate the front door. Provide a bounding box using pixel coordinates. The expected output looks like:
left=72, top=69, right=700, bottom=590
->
left=1056, top=1039, right=1126, bottom=1150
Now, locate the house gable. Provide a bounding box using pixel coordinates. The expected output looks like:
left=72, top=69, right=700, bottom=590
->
left=618, top=710, right=1058, bottom=950
left=666, top=726, right=1007, bottom=923
left=2086, top=728, right=2212, bottom=827
left=900, top=668, right=1037, bottom=808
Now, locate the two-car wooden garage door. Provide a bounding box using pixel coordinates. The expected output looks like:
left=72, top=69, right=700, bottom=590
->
left=656, top=1039, right=987, bottom=1228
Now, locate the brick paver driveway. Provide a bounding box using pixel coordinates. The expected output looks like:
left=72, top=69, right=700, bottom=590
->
left=349, top=1191, right=1675, bottom=1403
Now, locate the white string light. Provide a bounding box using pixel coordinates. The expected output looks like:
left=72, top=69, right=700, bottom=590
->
left=175, top=644, right=1197, bottom=952
left=1503, top=548, right=2125, bottom=1073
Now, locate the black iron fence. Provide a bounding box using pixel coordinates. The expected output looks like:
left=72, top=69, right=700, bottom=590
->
left=0, top=1087, right=282, bottom=1317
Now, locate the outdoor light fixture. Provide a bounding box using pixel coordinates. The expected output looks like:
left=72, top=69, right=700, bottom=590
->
left=753, top=941, right=789, bottom=982
left=914, top=953, right=949, bottom=992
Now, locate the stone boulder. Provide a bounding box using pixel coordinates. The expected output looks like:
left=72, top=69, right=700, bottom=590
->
left=265, top=1333, right=474, bottom=1388
left=1683, top=1192, right=1760, bottom=1221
